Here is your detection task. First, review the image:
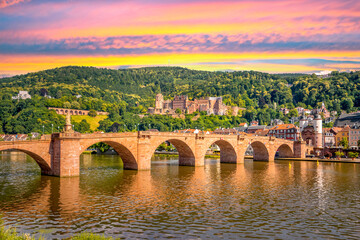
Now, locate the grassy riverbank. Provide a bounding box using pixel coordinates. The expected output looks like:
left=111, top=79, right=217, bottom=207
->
left=0, top=220, right=115, bottom=240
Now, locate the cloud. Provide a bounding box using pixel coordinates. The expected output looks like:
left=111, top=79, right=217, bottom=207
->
left=0, top=0, right=27, bottom=8
left=0, top=34, right=359, bottom=55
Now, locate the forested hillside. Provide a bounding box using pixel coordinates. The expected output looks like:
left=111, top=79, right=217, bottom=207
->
left=0, top=66, right=359, bottom=134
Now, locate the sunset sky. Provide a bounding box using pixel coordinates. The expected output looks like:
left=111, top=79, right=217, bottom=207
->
left=0, top=0, right=359, bottom=76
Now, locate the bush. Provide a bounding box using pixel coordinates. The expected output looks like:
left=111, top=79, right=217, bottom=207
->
left=335, top=151, right=344, bottom=157
left=88, top=110, right=97, bottom=117
left=348, top=152, right=359, bottom=159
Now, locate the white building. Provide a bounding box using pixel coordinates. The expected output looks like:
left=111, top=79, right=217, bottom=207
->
left=12, top=91, right=31, bottom=100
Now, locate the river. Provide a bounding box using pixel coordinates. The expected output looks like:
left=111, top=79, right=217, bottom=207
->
left=0, top=151, right=359, bottom=239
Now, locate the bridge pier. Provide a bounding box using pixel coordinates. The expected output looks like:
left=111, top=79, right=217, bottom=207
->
left=52, top=133, right=81, bottom=177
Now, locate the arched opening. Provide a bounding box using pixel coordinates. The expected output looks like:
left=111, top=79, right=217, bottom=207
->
left=246, top=141, right=269, bottom=161
left=275, top=144, right=293, bottom=158
left=152, top=139, right=196, bottom=166
left=205, top=140, right=237, bottom=164
left=0, top=148, right=51, bottom=175
left=81, top=141, right=137, bottom=170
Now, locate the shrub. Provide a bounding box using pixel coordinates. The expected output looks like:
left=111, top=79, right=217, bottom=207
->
left=348, top=152, right=359, bottom=159
left=335, top=151, right=344, bottom=157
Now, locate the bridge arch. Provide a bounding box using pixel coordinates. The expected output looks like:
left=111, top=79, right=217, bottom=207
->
left=80, top=140, right=138, bottom=170
left=249, top=141, right=269, bottom=161
left=275, top=143, right=294, bottom=158
left=203, top=139, right=237, bottom=164
left=0, top=148, right=52, bottom=175
left=150, top=138, right=196, bottom=166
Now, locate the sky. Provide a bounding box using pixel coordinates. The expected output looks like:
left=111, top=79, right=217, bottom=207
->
left=0, top=0, right=359, bottom=76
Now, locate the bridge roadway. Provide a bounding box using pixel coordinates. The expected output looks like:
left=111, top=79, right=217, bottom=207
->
left=0, top=131, right=308, bottom=177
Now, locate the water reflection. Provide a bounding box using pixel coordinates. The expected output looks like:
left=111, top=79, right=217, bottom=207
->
left=0, top=152, right=359, bottom=239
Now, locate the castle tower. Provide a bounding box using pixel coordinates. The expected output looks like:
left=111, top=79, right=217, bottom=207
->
left=155, top=93, right=164, bottom=109
left=313, top=113, right=323, bottom=148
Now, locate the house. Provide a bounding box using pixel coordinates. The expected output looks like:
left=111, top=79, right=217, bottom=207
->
left=323, top=128, right=335, bottom=147
left=250, top=120, right=258, bottom=126
left=349, top=126, right=360, bottom=149
left=269, top=124, right=300, bottom=141
left=239, top=123, right=248, bottom=128
left=213, top=128, right=238, bottom=135
left=332, top=125, right=350, bottom=146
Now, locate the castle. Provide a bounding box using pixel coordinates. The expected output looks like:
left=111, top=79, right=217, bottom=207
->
left=148, top=93, right=240, bottom=116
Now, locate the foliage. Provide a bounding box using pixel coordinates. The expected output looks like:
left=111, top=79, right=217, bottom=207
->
left=0, top=218, right=41, bottom=240
left=88, top=109, right=97, bottom=117
left=334, top=151, right=345, bottom=157
left=339, top=138, right=349, bottom=149
left=348, top=152, right=359, bottom=159
left=89, top=142, right=111, bottom=153
left=0, top=66, right=359, bottom=134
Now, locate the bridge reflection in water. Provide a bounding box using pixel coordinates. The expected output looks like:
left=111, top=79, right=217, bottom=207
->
left=0, top=153, right=358, bottom=239
left=0, top=131, right=310, bottom=177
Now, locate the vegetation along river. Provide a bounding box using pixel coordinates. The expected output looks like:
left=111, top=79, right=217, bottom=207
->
left=0, top=152, right=359, bottom=239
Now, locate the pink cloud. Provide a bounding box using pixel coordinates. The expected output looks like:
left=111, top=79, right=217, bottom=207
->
left=0, top=0, right=27, bottom=8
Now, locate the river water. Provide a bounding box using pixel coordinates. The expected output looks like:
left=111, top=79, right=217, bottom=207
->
left=0, top=151, right=359, bottom=239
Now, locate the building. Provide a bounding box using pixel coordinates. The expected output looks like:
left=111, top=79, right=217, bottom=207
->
left=250, top=120, right=259, bottom=126
left=334, top=112, right=360, bottom=127
left=323, top=128, right=335, bottom=147
left=349, top=126, right=360, bottom=149
left=239, top=123, right=248, bottom=128
left=213, top=128, right=238, bottom=135
left=271, top=119, right=284, bottom=126
left=300, top=114, right=323, bottom=147
left=148, top=93, right=239, bottom=116
left=268, top=124, right=300, bottom=141
left=332, top=125, right=350, bottom=146
left=246, top=125, right=269, bottom=134
left=12, top=91, right=31, bottom=100
left=279, top=108, right=289, bottom=115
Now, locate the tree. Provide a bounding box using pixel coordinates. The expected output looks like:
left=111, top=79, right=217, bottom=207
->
left=341, top=99, right=353, bottom=112
left=56, top=90, right=62, bottom=99
left=288, top=109, right=299, bottom=118
left=88, top=109, right=97, bottom=117
left=63, top=101, right=71, bottom=109
left=71, top=101, right=80, bottom=109
left=175, top=108, right=182, bottom=114
left=339, top=137, right=349, bottom=149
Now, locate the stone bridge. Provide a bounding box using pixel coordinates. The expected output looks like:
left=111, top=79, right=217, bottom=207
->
left=0, top=131, right=308, bottom=177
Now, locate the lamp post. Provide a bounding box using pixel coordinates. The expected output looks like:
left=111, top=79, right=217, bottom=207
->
left=51, top=124, right=53, bottom=134
left=42, top=125, right=44, bottom=135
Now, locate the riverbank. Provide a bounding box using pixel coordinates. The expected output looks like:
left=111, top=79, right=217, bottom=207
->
left=276, top=157, right=360, bottom=164
left=154, top=152, right=220, bottom=158
left=0, top=221, right=113, bottom=240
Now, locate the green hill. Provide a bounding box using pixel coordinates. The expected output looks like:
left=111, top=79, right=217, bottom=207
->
left=0, top=66, right=359, bottom=134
